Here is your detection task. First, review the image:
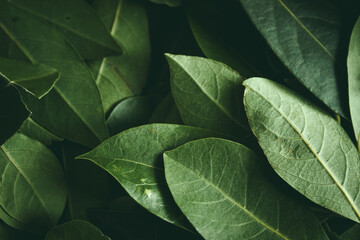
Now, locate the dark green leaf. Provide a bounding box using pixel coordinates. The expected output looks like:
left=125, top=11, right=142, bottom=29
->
left=243, top=77, right=360, bottom=223
left=0, top=2, right=109, bottom=147
left=149, top=94, right=182, bottom=124
left=164, top=138, right=328, bottom=240
left=93, top=0, right=151, bottom=113
left=239, top=0, right=345, bottom=116
left=348, top=17, right=360, bottom=144
left=10, top=0, right=122, bottom=60
left=0, top=133, right=67, bottom=230
left=45, top=220, right=110, bottom=240
left=149, top=0, right=182, bottom=7
left=0, top=57, right=59, bottom=98
left=0, top=76, right=30, bottom=146
left=340, top=224, right=360, bottom=240
left=166, top=54, right=252, bottom=141
left=77, top=124, right=223, bottom=229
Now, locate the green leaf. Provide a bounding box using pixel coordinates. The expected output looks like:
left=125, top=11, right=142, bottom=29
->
left=93, top=0, right=151, bottom=113
left=0, top=3, right=109, bottom=147
left=0, top=133, right=67, bottom=230
left=187, top=0, right=261, bottom=77
left=165, top=54, right=251, bottom=140
left=0, top=76, right=30, bottom=146
left=149, top=94, right=182, bottom=124
left=19, top=118, right=63, bottom=146
left=0, top=57, right=59, bottom=98
left=239, top=0, right=345, bottom=116
left=77, top=124, right=223, bottom=229
left=243, top=77, right=360, bottom=223
left=149, top=0, right=182, bottom=7
left=348, top=17, right=360, bottom=145
left=45, top=220, right=110, bottom=240
left=0, top=220, right=26, bottom=240
left=106, top=96, right=158, bottom=135
left=164, top=138, right=328, bottom=240
left=340, top=224, right=360, bottom=240
left=61, top=142, right=108, bottom=220
left=9, top=0, right=122, bottom=60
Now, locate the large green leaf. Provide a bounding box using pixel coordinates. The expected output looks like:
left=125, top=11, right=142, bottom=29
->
left=164, top=138, right=328, bottom=240
left=166, top=54, right=252, bottom=140
left=0, top=133, right=67, bottom=230
left=243, top=77, right=360, bottom=223
left=9, top=0, right=122, bottom=60
left=0, top=2, right=108, bottom=147
left=93, top=0, right=151, bottom=113
left=0, top=57, right=59, bottom=98
left=239, top=0, right=345, bottom=116
left=77, top=124, right=223, bottom=229
left=348, top=17, right=360, bottom=144
left=45, top=220, right=110, bottom=240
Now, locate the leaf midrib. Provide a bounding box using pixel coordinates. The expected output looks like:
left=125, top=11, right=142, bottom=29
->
left=0, top=145, right=53, bottom=224
left=166, top=155, right=289, bottom=240
left=247, top=87, right=360, bottom=220
left=276, top=0, right=335, bottom=60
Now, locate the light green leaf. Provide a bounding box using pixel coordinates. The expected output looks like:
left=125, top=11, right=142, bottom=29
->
left=149, top=0, right=182, bottom=7
left=0, top=2, right=109, bottom=147
left=93, top=0, right=151, bottom=113
left=0, top=76, right=30, bottom=146
left=10, top=0, right=122, bottom=60
left=243, top=77, right=360, bottom=223
left=348, top=17, right=360, bottom=145
left=0, top=133, right=67, bottom=230
left=77, top=124, right=223, bottom=229
left=0, top=57, right=59, bottom=98
left=19, top=118, right=63, bottom=146
left=239, top=0, right=346, bottom=116
left=164, top=138, right=328, bottom=240
left=45, top=220, right=110, bottom=240
left=166, top=54, right=252, bottom=140
left=61, top=142, right=108, bottom=220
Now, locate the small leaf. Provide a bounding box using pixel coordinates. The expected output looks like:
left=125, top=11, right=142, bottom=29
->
left=10, top=0, right=122, bottom=60
left=166, top=54, right=251, bottom=140
left=45, top=220, right=110, bottom=240
left=0, top=76, right=30, bottom=146
left=239, top=0, right=346, bottom=116
left=0, top=133, right=67, bottom=230
left=164, top=138, right=328, bottom=240
left=348, top=17, right=360, bottom=144
left=243, top=77, right=360, bottom=223
left=0, top=57, right=59, bottom=98
left=77, top=124, right=223, bottom=229
left=93, top=0, right=151, bottom=113
left=0, top=2, right=109, bottom=147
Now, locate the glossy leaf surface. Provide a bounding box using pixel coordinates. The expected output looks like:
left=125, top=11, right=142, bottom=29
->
left=0, top=57, right=59, bottom=98
left=45, top=220, right=110, bottom=240
left=239, top=0, right=345, bottom=116
left=77, top=124, right=222, bottom=228
left=0, top=3, right=108, bottom=147
left=0, top=133, right=67, bottom=230
left=348, top=17, right=360, bottom=143
left=94, top=0, right=151, bottom=113
left=10, top=0, right=122, bottom=60
left=243, top=77, right=360, bottom=223
left=166, top=54, right=251, bottom=139
left=164, top=138, right=328, bottom=240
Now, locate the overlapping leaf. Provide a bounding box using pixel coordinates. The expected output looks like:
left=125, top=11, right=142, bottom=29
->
left=77, top=124, right=223, bottom=229
left=239, top=0, right=345, bottom=116
left=10, top=0, right=122, bottom=60
left=166, top=54, right=252, bottom=141
left=164, top=138, right=328, bottom=239
left=0, top=57, right=59, bottom=98
left=0, top=133, right=67, bottom=230
left=0, top=2, right=108, bottom=147
left=243, top=77, right=360, bottom=223
left=348, top=17, right=360, bottom=144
